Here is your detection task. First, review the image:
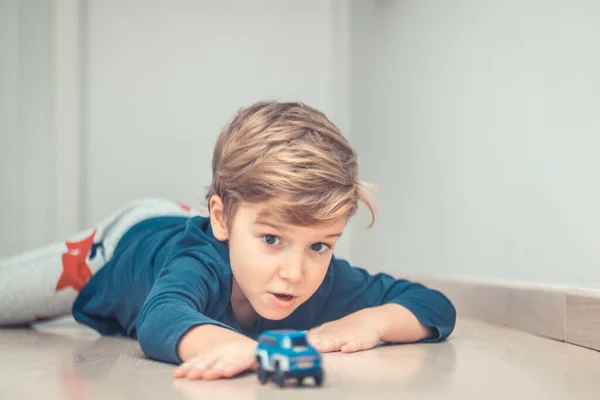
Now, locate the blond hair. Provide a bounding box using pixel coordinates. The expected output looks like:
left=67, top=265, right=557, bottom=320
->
left=206, top=101, right=376, bottom=227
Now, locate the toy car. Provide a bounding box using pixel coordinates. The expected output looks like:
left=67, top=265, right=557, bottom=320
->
left=256, top=330, right=324, bottom=388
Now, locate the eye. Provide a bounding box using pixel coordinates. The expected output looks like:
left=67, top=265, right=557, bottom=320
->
left=262, top=234, right=281, bottom=246
left=310, top=242, right=331, bottom=254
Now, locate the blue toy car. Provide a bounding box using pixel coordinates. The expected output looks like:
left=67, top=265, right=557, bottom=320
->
left=256, top=330, right=324, bottom=388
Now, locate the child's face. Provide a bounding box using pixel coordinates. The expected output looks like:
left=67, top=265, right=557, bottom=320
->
left=210, top=197, right=347, bottom=322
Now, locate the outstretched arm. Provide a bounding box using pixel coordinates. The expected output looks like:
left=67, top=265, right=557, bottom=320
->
left=308, top=258, right=456, bottom=353
left=136, top=255, right=256, bottom=380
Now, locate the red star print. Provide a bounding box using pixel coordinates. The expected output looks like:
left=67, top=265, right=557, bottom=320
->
left=55, top=230, right=96, bottom=292
left=178, top=202, right=191, bottom=212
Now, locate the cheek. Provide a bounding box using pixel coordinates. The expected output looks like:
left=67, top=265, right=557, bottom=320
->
left=304, top=259, right=330, bottom=287
left=229, top=230, right=259, bottom=260
left=228, top=236, right=276, bottom=279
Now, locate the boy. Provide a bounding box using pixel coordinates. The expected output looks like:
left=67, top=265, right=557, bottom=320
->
left=0, top=101, right=456, bottom=381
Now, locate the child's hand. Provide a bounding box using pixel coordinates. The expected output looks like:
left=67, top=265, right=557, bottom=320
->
left=308, top=308, right=384, bottom=353
left=173, top=335, right=257, bottom=380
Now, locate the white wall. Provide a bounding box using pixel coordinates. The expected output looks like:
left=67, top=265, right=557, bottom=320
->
left=0, top=0, right=55, bottom=256
left=349, top=0, right=600, bottom=289
left=9, top=0, right=596, bottom=290
left=82, top=0, right=352, bottom=258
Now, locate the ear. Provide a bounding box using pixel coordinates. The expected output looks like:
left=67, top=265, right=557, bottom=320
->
left=209, top=195, right=229, bottom=241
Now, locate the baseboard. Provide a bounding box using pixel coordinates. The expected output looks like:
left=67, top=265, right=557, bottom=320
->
left=411, top=276, right=600, bottom=352
left=565, top=291, right=600, bottom=352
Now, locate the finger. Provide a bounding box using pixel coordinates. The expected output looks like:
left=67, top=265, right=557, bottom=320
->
left=307, top=331, right=327, bottom=347
left=204, top=356, right=254, bottom=380
left=249, top=359, right=258, bottom=371
left=186, top=356, right=218, bottom=380
left=310, top=337, right=328, bottom=352
left=173, top=358, right=201, bottom=378
left=201, top=363, right=225, bottom=381
left=221, top=358, right=255, bottom=379
left=314, top=337, right=344, bottom=353
left=308, top=334, right=321, bottom=347
left=341, top=340, right=362, bottom=353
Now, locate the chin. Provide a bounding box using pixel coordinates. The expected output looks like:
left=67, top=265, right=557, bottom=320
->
left=257, top=307, right=294, bottom=321
left=254, top=299, right=300, bottom=321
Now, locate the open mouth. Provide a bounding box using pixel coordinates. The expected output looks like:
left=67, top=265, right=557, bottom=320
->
left=273, top=293, right=294, bottom=301
left=270, top=292, right=298, bottom=309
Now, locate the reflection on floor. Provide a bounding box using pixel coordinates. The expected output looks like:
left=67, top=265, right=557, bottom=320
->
left=1, top=316, right=599, bottom=399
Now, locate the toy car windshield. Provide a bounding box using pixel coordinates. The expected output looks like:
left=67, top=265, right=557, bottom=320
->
left=291, top=337, right=309, bottom=349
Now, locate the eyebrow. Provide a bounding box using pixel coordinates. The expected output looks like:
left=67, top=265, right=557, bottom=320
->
left=254, top=221, right=343, bottom=239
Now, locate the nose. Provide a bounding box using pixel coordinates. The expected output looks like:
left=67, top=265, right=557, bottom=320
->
left=278, top=253, right=304, bottom=283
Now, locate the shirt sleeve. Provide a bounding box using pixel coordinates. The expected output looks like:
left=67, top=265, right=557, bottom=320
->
left=135, top=254, right=235, bottom=365
left=317, top=257, right=456, bottom=342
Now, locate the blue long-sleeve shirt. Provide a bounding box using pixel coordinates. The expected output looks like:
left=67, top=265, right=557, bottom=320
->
left=72, top=216, right=456, bottom=364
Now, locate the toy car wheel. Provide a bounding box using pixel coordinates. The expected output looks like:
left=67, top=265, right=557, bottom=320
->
left=257, top=368, right=269, bottom=384
left=256, top=356, right=269, bottom=384
left=274, top=362, right=286, bottom=388
left=314, top=370, right=324, bottom=387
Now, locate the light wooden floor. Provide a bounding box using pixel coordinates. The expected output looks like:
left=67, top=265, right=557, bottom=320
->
left=1, top=316, right=598, bottom=399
